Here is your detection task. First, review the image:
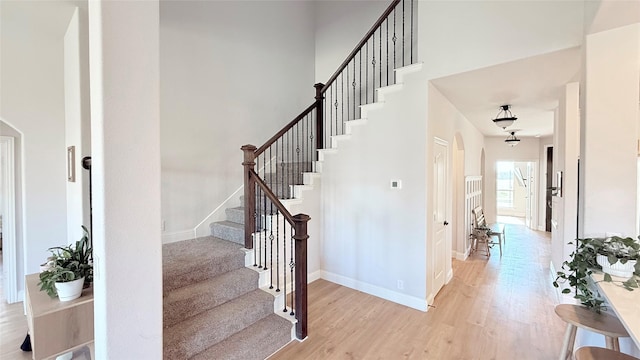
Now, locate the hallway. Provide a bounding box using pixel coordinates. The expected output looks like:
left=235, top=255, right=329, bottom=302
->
left=271, top=224, right=565, bottom=359
left=0, top=224, right=565, bottom=359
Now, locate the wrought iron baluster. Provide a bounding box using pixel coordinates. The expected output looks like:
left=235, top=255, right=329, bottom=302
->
left=282, top=225, right=287, bottom=312
left=353, top=60, right=356, bottom=120
left=372, top=32, right=376, bottom=103
left=402, top=0, right=405, bottom=66
left=386, top=18, right=389, bottom=86
left=334, top=84, right=338, bottom=138
left=341, top=72, right=344, bottom=133
left=253, top=158, right=259, bottom=267
left=346, top=64, right=349, bottom=122
left=365, top=41, right=368, bottom=104
left=393, top=8, right=397, bottom=82
left=359, top=50, right=362, bottom=119
left=379, top=26, right=382, bottom=88
left=289, top=230, right=295, bottom=316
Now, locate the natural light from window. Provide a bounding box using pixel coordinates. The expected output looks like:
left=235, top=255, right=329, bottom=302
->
left=497, top=161, right=514, bottom=208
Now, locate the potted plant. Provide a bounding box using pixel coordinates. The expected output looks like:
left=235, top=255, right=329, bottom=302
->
left=553, top=236, right=640, bottom=313
left=38, top=226, right=93, bottom=301
left=594, top=236, right=640, bottom=278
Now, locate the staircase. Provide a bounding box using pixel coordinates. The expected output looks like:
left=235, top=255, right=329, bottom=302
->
left=163, top=0, right=417, bottom=357
left=163, top=198, right=295, bottom=359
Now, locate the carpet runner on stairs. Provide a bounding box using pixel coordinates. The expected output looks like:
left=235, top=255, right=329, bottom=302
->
left=163, top=236, right=293, bottom=359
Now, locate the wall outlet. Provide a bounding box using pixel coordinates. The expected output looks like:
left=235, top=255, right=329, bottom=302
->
left=390, top=179, right=402, bottom=189
left=397, top=280, right=404, bottom=290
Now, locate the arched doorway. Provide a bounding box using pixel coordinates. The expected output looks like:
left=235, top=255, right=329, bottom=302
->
left=0, top=119, right=24, bottom=303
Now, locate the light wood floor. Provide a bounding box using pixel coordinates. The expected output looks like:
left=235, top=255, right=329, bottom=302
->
left=271, top=224, right=566, bottom=360
left=0, top=252, right=32, bottom=360
left=0, top=225, right=564, bottom=359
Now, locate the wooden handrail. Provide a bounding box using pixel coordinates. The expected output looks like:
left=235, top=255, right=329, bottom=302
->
left=249, top=169, right=294, bottom=224
left=321, top=0, right=401, bottom=93
left=255, top=103, right=316, bottom=157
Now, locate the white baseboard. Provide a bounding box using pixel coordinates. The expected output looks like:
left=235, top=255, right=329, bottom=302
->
left=454, top=246, right=471, bottom=261
left=538, top=225, right=546, bottom=231
left=549, top=260, right=578, bottom=304
left=308, top=270, right=322, bottom=283
left=446, top=269, right=453, bottom=283
left=320, top=270, right=427, bottom=312
left=427, top=293, right=435, bottom=307
left=162, top=230, right=194, bottom=244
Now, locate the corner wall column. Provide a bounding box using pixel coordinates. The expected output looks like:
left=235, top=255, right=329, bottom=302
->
left=88, top=1, right=162, bottom=358
left=580, top=24, right=640, bottom=238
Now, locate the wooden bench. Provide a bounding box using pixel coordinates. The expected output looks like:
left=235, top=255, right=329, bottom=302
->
left=471, top=206, right=505, bottom=256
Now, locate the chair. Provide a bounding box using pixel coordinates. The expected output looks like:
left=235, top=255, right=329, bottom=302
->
left=555, top=304, right=630, bottom=360
left=471, top=206, right=503, bottom=256
left=575, top=347, right=638, bottom=360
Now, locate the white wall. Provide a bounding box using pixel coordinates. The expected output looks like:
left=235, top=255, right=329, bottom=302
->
left=551, top=83, right=579, bottom=291
left=314, top=0, right=389, bottom=83
left=0, top=1, right=77, bottom=295
left=88, top=1, right=162, bottom=357
left=428, top=84, right=484, bottom=259
left=64, top=7, right=92, bottom=244
left=580, top=23, right=640, bottom=238
left=320, top=68, right=428, bottom=311
left=417, top=0, right=584, bottom=79
left=160, top=1, right=316, bottom=240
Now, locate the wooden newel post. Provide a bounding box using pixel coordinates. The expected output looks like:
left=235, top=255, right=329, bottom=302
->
left=241, top=145, right=257, bottom=249
left=314, top=83, right=325, bottom=152
left=293, top=213, right=310, bottom=340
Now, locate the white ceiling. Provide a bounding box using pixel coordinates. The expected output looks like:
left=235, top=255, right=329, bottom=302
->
left=431, top=47, right=582, bottom=139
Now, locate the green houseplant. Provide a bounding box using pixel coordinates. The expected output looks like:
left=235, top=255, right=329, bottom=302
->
left=553, top=236, right=640, bottom=312
left=38, top=226, right=93, bottom=299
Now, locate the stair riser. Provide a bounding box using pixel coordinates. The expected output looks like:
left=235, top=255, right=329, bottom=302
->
left=211, top=223, right=244, bottom=245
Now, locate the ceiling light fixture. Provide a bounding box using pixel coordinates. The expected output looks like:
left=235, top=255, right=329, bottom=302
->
left=505, top=131, right=520, bottom=147
left=493, top=105, right=517, bottom=129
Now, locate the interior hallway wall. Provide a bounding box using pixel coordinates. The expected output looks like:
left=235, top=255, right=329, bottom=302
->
left=160, top=1, right=316, bottom=240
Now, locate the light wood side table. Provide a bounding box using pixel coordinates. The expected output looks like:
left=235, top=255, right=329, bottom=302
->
left=25, top=273, right=94, bottom=360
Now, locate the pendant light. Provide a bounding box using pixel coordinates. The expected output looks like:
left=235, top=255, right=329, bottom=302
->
left=493, top=105, right=517, bottom=129
left=505, top=131, right=520, bottom=147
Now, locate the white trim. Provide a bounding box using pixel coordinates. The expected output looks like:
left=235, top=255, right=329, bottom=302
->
left=307, top=270, right=322, bottom=283
left=320, top=270, right=428, bottom=312
left=161, top=230, right=194, bottom=244
left=1, top=136, right=18, bottom=303
left=192, top=156, right=277, bottom=238
left=549, top=260, right=578, bottom=304
left=193, top=186, right=243, bottom=239
left=538, top=225, right=546, bottom=231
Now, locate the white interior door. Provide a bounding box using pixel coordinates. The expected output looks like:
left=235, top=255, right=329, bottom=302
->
left=433, top=138, right=448, bottom=296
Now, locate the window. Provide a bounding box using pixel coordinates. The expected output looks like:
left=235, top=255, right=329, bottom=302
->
left=496, top=162, right=514, bottom=208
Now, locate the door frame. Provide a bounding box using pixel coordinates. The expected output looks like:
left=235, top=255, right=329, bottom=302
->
left=1, top=136, right=18, bottom=303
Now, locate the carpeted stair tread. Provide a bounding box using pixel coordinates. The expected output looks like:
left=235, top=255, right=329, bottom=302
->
left=191, top=314, right=293, bottom=360
left=211, top=220, right=244, bottom=245
left=163, top=289, right=275, bottom=360
left=163, top=237, right=244, bottom=294
left=163, top=267, right=259, bottom=328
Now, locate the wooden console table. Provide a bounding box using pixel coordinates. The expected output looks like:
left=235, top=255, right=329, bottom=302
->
left=25, top=273, right=94, bottom=360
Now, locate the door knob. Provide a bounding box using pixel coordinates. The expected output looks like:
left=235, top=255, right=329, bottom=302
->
left=444, top=221, right=449, bottom=226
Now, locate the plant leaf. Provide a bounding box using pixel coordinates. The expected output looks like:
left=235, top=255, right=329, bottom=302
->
left=604, top=273, right=612, bottom=282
